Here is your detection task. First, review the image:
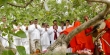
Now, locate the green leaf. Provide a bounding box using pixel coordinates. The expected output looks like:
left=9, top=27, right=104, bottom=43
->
left=15, top=30, right=27, bottom=38
left=2, top=50, right=14, bottom=55
left=16, top=46, right=26, bottom=55
left=2, top=32, right=7, bottom=37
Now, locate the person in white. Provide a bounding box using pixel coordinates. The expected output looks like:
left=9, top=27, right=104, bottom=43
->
left=0, top=16, right=9, bottom=48
left=12, top=20, right=22, bottom=55
left=20, top=21, right=30, bottom=54
left=65, top=20, right=72, bottom=53
left=28, top=19, right=41, bottom=54
left=65, top=19, right=72, bottom=29
left=60, top=21, right=66, bottom=31
left=49, top=20, right=62, bottom=45
left=40, top=23, right=50, bottom=53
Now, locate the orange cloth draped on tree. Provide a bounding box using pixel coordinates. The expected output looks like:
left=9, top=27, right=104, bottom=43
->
left=61, top=20, right=94, bottom=53
left=100, top=18, right=110, bottom=55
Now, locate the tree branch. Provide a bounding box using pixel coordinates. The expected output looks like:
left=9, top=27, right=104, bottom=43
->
left=86, top=0, right=110, bottom=5
left=7, top=0, right=34, bottom=8
left=45, top=2, right=110, bottom=54
left=65, top=9, right=110, bottom=45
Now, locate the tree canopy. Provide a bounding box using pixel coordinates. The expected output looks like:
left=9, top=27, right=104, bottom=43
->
left=0, top=0, right=105, bottom=25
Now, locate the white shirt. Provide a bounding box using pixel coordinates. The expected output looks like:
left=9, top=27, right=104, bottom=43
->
left=28, top=24, right=41, bottom=40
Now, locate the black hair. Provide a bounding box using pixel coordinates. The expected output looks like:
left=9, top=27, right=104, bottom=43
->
left=42, top=23, right=45, bottom=26
left=66, top=19, right=70, bottom=24
left=53, top=20, right=57, bottom=23
left=35, top=19, right=38, bottom=21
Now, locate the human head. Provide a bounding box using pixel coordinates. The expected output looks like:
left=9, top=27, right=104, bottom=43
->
left=46, top=24, right=49, bottom=28
left=66, top=19, right=70, bottom=25
left=60, top=21, right=65, bottom=26
left=29, top=20, right=33, bottom=25
left=34, top=19, right=38, bottom=24
left=2, top=16, right=6, bottom=22
left=42, top=23, right=45, bottom=28
left=74, top=18, right=77, bottom=21
left=53, top=20, right=57, bottom=25
left=84, top=15, right=89, bottom=21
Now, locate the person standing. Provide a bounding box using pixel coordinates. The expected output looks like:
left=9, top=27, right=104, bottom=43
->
left=40, top=23, right=50, bottom=53
left=60, top=21, right=66, bottom=31
left=98, top=18, right=110, bottom=55
left=20, top=20, right=30, bottom=54
left=0, top=16, right=9, bottom=48
left=49, top=20, right=62, bottom=45
left=28, top=19, right=41, bottom=54
left=65, top=20, right=72, bottom=29
left=12, top=20, right=22, bottom=55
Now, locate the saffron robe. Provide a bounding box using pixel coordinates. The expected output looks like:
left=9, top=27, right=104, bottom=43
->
left=61, top=21, right=87, bottom=53
left=100, top=19, right=110, bottom=55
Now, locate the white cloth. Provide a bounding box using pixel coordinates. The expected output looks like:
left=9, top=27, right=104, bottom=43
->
left=0, top=22, right=9, bottom=47
left=13, top=25, right=22, bottom=47
left=56, top=0, right=62, bottom=4
left=65, top=25, right=72, bottom=29
left=65, top=25, right=72, bottom=53
left=28, top=24, right=41, bottom=40
left=20, top=25, right=30, bottom=54
left=61, top=26, right=66, bottom=31
left=28, top=24, right=41, bottom=52
left=1, top=34, right=8, bottom=47
left=44, top=0, right=50, bottom=11
left=40, top=28, right=50, bottom=51
left=48, top=26, right=62, bottom=45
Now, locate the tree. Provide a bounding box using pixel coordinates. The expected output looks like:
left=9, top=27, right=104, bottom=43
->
left=45, top=0, right=110, bottom=55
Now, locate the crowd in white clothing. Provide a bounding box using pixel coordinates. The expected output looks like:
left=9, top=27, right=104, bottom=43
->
left=0, top=16, right=74, bottom=54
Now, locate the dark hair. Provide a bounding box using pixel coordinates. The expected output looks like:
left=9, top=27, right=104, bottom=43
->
left=60, top=21, right=64, bottom=24
left=53, top=20, right=57, bottom=23
left=29, top=21, right=31, bottom=24
left=42, top=23, right=45, bottom=26
left=66, top=19, right=70, bottom=23
left=35, top=19, right=38, bottom=21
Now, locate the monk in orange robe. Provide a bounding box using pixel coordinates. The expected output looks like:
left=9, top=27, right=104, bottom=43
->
left=61, top=19, right=87, bottom=53
left=100, top=18, right=110, bottom=55
left=84, top=16, right=94, bottom=52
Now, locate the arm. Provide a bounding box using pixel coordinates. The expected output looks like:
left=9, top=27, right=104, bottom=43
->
left=28, top=24, right=36, bottom=33
left=47, top=27, right=54, bottom=35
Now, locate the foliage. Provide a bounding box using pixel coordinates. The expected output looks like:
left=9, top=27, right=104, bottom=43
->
left=16, top=46, right=26, bottom=55
left=2, top=50, right=14, bottom=55
left=15, top=30, right=27, bottom=38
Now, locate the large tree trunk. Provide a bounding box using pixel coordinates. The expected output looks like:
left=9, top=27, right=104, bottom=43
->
left=45, top=0, right=110, bottom=55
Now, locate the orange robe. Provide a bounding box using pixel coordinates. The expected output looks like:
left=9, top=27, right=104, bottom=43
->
left=85, top=27, right=94, bottom=52
left=100, top=19, right=110, bottom=55
left=61, top=21, right=87, bottom=53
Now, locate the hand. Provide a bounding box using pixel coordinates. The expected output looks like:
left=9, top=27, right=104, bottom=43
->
left=26, top=26, right=28, bottom=30
left=45, top=28, right=47, bottom=31
left=35, top=24, right=37, bottom=29
left=54, top=25, right=58, bottom=30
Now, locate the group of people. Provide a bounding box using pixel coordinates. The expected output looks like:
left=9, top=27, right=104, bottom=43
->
left=0, top=16, right=110, bottom=55
left=0, top=16, right=73, bottom=55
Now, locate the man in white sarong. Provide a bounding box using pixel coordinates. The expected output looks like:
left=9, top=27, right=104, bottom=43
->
left=49, top=20, right=62, bottom=45
left=0, top=16, right=9, bottom=48
left=20, top=22, right=30, bottom=54
left=40, top=23, right=50, bottom=53
left=28, top=19, right=41, bottom=53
